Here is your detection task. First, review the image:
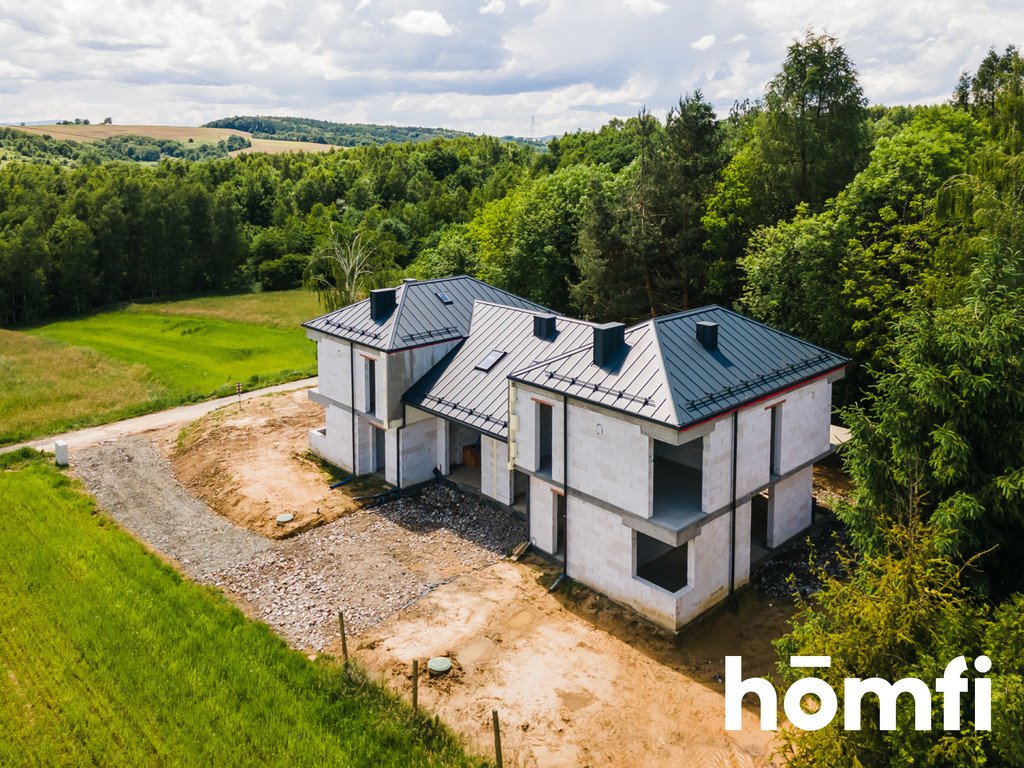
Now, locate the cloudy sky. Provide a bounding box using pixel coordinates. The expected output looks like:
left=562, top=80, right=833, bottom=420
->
left=0, top=0, right=1021, bottom=137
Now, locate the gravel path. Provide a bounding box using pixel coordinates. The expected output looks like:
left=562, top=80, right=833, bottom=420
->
left=74, top=438, right=525, bottom=651
left=75, top=438, right=271, bottom=579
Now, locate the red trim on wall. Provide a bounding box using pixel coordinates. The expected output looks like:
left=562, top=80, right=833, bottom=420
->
left=678, top=363, right=849, bottom=434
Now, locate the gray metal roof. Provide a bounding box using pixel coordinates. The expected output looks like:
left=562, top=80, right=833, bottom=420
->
left=403, top=302, right=598, bottom=439
left=510, top=306, right=849, bottom=430
left=302, top=276, right=549, bottom=352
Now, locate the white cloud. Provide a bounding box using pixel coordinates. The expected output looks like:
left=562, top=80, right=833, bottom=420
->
left=690, top=33, right=715, bottom=50
left=480, top=0, right=506, bottom=13
left=624, top=0, right=668, bottom=17
left=1, top=0, right=1023, bottom=137
left=389, top=10, right=454, bottom=36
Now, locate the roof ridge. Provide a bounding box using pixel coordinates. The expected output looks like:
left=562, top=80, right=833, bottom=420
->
left=396, top=274, right=473, bottom=287
left=469, top=300, right=591, bottom=323
left=646, top=318, right=681, bottom=424
left=659, top=304, right=852, bottom=362
left=508, top=323, right=647, bottom=377
left=384, top=282, right=410, bottom=349
left=649, top=304, right=722, bottom=325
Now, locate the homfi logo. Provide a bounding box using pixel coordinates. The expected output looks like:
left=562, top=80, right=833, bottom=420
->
left=724, top=655, right=992, bottom=731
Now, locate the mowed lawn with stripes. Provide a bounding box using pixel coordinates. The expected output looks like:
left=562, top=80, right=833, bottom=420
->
left=0, top=450, right=480, bottom=768
left=0, top=290, right=321, bottom=445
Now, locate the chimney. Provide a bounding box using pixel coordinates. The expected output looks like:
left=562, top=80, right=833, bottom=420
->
left=593, top=322, right=626, bottom=367
left=369, top=288, right=397, bottom=320
left=533, top=314, right=556, bottom=339
left=696, top=321, right=718, bottom=352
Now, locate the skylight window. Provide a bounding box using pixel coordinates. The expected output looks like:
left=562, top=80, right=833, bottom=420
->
left=436, top=291, right=453, bottom=305
left=475, top=349, right=507, bottom=372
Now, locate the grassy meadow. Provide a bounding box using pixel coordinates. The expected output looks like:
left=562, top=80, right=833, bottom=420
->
left=0, top=290, right=320, bottom=445
left=0, top=450, right=478, bottom=767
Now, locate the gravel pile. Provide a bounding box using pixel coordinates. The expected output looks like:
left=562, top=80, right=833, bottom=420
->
left=75, top=438, right=525, bottom=651
left=74, top=438, right=271, bottom=579
left=752, top=513, right=849, bottom=598
left=376, top=483, right=525, bottom=554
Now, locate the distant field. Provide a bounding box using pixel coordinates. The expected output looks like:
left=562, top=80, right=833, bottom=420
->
left=11, top=124, right=340, bottom=155
left=0, top=291, right=319, bottom=445
left=0, top=451, right=477, bottom=768
left=128, top=289, right=324, bottom=328
left=233, top=138, right=340, bottom=155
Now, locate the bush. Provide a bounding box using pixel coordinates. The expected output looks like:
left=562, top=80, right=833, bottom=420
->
left=258, top=253, right=310, bottom=291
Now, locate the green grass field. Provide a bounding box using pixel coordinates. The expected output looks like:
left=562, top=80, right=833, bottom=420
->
left=0, top=450, right=480, bottom=768
left=0, top=291, right=322, bottom=445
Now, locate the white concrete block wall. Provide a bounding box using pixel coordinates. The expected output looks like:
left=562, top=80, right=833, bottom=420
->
left=383, top=341, right=460, bottom=423
left=673, top=513, right=734, bottom=627
left=530, top=476, right=559, bottom=553
left=399, top=417, right=439, bottom=486
left=566, top=493, right=756, bottom=630
left=317, top=404, right=354, bottom=472
left=351, top=351, right=383, bottom=417
left=481, top=436, right=513, bottom=504
left=567, top=497, right=678, bottom=628
left=769, top=466, right=813, bottom=547
left=384, top=429, right=399, bottom=485
left=701, top=419, right=732, bottom=514
left=353, top=417, right=376, bottom=475
left=317, top=338, right=352, bottom=405
left=567, top=402, right=652, bottom=518
left=777, top=378, right=832, bottom=474
left=435, top=420, right=450, bottom=474
left=514, top=387, right=565, bottom=481
left=735, top=405, right=771, bottom=497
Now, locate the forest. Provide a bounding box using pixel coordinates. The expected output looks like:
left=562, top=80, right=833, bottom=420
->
left=204, top=115, right=471, bottom=147
left=0, top=127, right=250, bottom=166
left=1, top=32, right=1023, bottom=764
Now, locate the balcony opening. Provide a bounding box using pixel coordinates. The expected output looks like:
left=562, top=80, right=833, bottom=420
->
left=652, top=437, right=703, bottom=527
left=636, top=532, right=688, bottom=592
left=537, top=402, right=553, bottom=476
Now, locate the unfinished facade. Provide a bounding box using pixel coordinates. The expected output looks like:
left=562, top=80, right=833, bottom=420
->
left=304, top=276, right=848, bottom=630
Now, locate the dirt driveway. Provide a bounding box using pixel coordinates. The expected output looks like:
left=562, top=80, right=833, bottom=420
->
left=357, top=561, right=780, bottom=767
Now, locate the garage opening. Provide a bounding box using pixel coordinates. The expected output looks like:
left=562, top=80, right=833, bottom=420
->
left=447, top=421, right=482, bottom=491
left=635, top=532, right=688, bottom=593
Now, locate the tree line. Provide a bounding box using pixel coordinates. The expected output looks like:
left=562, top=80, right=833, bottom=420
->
left=0, top=134, right=532, bottom=324
left=204, top=115, right=471, bottom=147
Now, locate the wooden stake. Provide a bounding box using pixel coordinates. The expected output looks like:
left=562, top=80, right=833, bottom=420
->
left=492, top=709, right=503, bottom=768
left=338, top=611, right=349, bottom=667
left=412, top=659, right=419, bottom=711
